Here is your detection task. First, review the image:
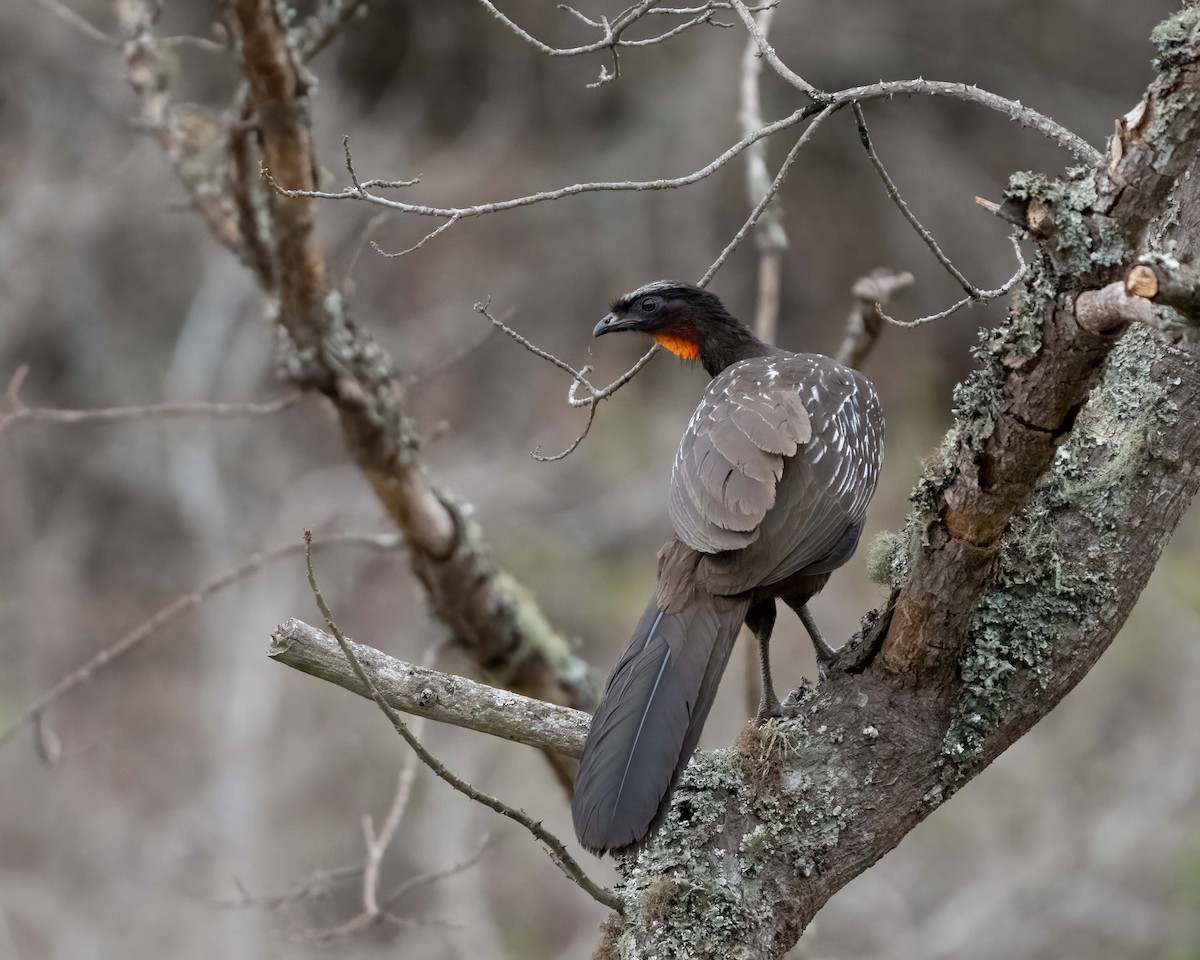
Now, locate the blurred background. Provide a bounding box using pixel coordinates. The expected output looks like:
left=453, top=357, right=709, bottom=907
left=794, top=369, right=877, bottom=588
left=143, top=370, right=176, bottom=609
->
left=2, top=0, right=1198, bottom=957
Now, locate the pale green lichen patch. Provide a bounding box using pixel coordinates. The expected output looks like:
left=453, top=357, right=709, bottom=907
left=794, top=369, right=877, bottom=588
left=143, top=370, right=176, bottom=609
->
left=615, top=727, right=859, bottom=957
left=1003, top=168, right=1122, bottom=277
left=613, top=750, right=767, bottom=959
left=867, top=529, right=910, bottom=589
left=941, top=327, right=1179, bottom=787
left=1152, top=3, right=1200, bottom=71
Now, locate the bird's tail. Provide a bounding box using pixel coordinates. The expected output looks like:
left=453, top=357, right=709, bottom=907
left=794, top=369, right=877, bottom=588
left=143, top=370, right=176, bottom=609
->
left=571, top=592, right=750, bottom=855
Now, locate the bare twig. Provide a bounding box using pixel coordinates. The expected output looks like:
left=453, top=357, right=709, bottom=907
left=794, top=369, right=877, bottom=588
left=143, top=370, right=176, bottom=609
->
left=159, top=34, right=229, bottom=55
left=297, top=0, right=370, bottom=61
left=301, top=532, right=622, bottom=914
left=474, top=300, right=597, bottom=390
left=474, top=299, right=664, bottom=459
left=729, top=0, right=821, bottom=99
left=281, top=80, right=1096, bottom=223
left=876, top=233, right=1027, bottom=329
left=342, top=211, right=389, bottom=289
left=381, top=835, right=492, bottom=908
left=371, top=215, right=460, bottom=258
left=216, top=864, right=365, bottom=911
left=0, top=533, right=402, bottom=752
left=473, top=299, right=603, bottom=460
left=270, top=620, right=591, bottom=757
left=0, top=366, right=301, bottom=437
left=739, top=3, right=788, bottom=345
left=271, top=103, right=815, bottom=217
left=854, top=103, right=983, bottom=298
left=474, top=0, right=731, bottom=86
left=700, top=105, right=837, bottom=286
left=309, top=642, right=441, bottom=939
left=534, top=398, right=599, bottom=462
left=567, top=345, right=660, bottom=406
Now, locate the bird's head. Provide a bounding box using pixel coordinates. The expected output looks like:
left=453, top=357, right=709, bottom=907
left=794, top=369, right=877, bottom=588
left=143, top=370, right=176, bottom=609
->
left=593, top=281, right=761, bottom=376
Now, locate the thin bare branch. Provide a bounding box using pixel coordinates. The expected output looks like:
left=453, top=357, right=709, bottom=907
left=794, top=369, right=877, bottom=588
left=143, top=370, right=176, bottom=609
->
left=342, top=211, right=389, bottom=289
left=475, top=301, right=596, bottom=391
left=159, top=34, right=229, bottom=55
left=294, top=79, right=1096, bottom=227
left=474, top=0, right=734, bottom=82
left=647, top=2, right=777, bottom=14
left=533, top=398, right=598, bottom=463
left=309, top=642, right=441, bottom=939
left=840, top=78, right=1100, bottom=163
left=382, top=835, right=492, bottom=908
left=729, top=0, right=820, bottom=98
left=475, top=300, right=661, bottom=459
left=301, top=532, right=622, bottom=914
left=371, top=215, right=460, bottom=258
left=0, top=533, right=402, bottom=752
left=272, top=103, right=815, bottom=217
left=876, top=234, right=1027, bottom=328
left=699, top=105, right=837, bottom=286
left=0, top=366, right=301, bottom=437
left=297, top=0, right=370, bottom=62
left=739, top=3, right=788, bottom=345
left=568, top=346, right=660, bottom=406
left=853, top=102, right=981, bottom=298
left=215, top=864, right=365, bottom=911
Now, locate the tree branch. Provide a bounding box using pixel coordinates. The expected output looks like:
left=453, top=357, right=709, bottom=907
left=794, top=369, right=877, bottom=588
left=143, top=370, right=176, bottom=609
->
left=0, top=366, right=300, bottom=437
left=300, top=534, right=620, bottom=913
left=591, top=6, right=1200, bottom=956
left=269, top=618, right=590, bottom=758
left=219, top=0, right=604, bottom=759
left=0, top=533, right=401, bottom=752
left=278, top=79, right=1096, bottom=221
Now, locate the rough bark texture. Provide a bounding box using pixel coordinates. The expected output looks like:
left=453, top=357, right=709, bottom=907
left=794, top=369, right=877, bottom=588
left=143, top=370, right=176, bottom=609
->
left=270, top=619, right=591, bottom=757
left=597, top=6, right=1200, bottom=957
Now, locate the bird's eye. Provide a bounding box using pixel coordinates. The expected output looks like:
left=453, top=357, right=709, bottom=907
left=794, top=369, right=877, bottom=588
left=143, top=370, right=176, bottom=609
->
left=641, top=297, right=661, bottom=314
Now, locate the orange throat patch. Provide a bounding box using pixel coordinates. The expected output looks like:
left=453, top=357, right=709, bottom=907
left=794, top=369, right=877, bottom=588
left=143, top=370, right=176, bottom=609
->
left=651, top=332, right=701, bottom=360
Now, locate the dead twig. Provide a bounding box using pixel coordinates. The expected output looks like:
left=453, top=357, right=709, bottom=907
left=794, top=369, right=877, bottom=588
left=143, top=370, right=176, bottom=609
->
left=0, top=532, right=402, bottom=752
left=854, top=103, right=991, bottom=300
left=876, top=234, right=1027, bottom=329
left=278, top=81, right=1097, bottom=222
left=302, top=531, right=623, bottom=914
left=729, top=0, right=821, bottom=99
left=700, top=105, right=837, bottom=286
left=739, top=2, right=788, bottom=346
left=476, top=0, right=729, bottom=87
left=0, top=366, right=301, bottom=437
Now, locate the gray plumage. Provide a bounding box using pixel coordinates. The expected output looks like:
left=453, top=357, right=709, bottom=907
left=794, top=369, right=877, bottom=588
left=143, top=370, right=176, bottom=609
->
left=573, top=286, right=884, bottom=856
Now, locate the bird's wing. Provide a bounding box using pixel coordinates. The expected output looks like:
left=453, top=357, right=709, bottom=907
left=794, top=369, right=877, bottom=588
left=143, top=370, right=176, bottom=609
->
left=669, top=354, right=884, bottom=594
left=668, top=357, right=811, bottom=553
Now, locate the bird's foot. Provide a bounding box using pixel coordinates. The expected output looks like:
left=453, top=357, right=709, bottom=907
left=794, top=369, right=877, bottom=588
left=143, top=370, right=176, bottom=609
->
left=755, top=695, right=783, bottom=725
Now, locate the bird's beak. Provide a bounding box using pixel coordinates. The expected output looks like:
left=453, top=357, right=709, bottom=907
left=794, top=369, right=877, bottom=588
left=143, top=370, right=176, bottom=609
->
left=593, top=313, right=637, bottom=338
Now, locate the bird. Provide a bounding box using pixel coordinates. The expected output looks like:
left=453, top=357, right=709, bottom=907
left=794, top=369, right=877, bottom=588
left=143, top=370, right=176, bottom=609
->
left=570, top=280, right=884, bottom=856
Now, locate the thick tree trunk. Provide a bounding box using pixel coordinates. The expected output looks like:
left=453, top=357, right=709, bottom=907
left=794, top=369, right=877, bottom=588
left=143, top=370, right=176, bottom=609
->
left=599, top=7, right=1200, bottom=957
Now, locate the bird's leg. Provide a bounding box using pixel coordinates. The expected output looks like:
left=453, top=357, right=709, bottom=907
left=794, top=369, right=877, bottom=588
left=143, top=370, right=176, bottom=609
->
left=798, top=604, right=839, bottom=680
left=746, top=600, right=781, bottom=723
